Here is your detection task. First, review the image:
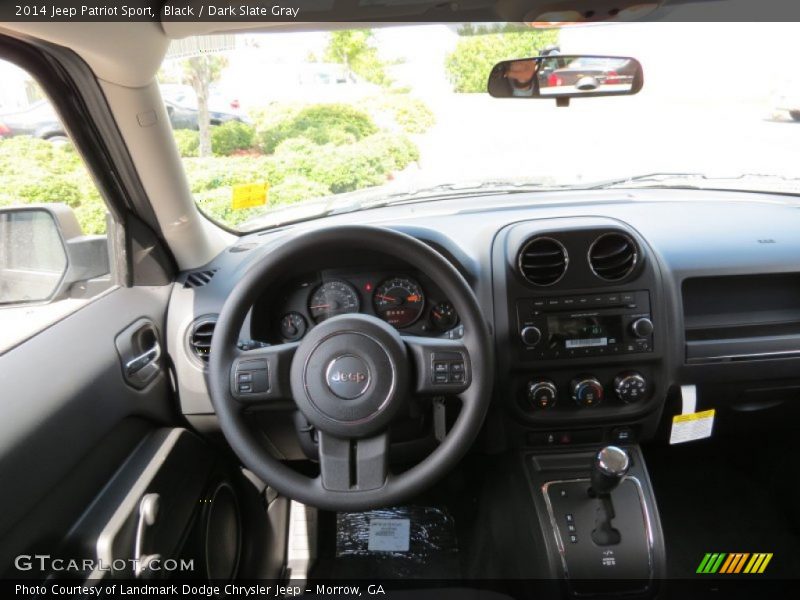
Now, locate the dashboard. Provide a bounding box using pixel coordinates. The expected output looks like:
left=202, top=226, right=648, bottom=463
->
left=167, top=187, right=800, bottom=457
left=250, top=266, right=461, bottom=345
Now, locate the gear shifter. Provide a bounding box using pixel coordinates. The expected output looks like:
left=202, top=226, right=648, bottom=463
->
left=541, top=445, right=654, bottom=586
left=588, top=446, right=630, bottom=546
left=589, top=445, right=630, bottom=497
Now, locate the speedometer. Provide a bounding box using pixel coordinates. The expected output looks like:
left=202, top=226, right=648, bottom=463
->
left=308, top=280, right=360, bottom=323
left=373, top=277, right=425, bottom=328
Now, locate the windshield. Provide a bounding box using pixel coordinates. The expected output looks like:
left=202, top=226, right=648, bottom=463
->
left=159, top=23, right=800, bottom=232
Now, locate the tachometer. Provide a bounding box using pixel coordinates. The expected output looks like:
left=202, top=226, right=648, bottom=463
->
left=373, top=277, right=425, bottom=328
left=308, top=280, right=360, bottom=323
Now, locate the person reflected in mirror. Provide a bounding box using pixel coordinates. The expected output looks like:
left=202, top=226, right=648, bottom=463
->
left=488, top=59, right=540, bottom=98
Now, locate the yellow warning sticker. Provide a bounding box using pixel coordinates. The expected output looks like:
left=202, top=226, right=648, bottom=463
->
left=232, top=182, right=268, bottom=210
left=670, top=409, right=715, bottom=444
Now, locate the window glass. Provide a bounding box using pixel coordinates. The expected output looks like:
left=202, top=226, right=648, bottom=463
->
left=0, top=58, right=116, bottom=352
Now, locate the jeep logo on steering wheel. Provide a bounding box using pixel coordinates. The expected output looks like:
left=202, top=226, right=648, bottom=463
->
left=325, top=355, right=371, bottom=399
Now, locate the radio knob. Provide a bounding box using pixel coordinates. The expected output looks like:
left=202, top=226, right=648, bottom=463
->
left=520, top=326, right=542, bottom=347
left=631, top=317, right=654, bottom=338
left=527, top=380, right=557, bottom=410
left=570, top=376, right=604, bottom=408
left=614, top=372, right=648, bottom=404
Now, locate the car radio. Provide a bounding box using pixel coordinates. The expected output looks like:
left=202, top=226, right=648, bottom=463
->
left=516, top=290, right=653, bottom=359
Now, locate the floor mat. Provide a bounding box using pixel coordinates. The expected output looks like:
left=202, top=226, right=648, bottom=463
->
left=310, top=505, right=461, bottom=579
left=644, top=437, right=800, bottom=579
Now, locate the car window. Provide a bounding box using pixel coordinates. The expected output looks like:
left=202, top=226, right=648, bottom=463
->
left=162, top=23, right=800, bottom=233
left=567, top=57, right=628, bottom=69
left=0, top=57, right=118, bottom=353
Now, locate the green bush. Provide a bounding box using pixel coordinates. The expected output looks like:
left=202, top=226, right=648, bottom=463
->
left=445, top=24, right=559, bottom=93
left=173, top=129, right=199, bottom=157
left=358, top=94, right=435, bottom=134
left=178, top=126, right=420, bottom=227
left=211, top=120, right=256, bottom=156
left=0, top=136, right=107, bottom=234
left=257, top=104, right=377, bottom=154
left=174, top=122, right=256, bottom=158
left=359, top=132, right=419, bottom=171
left=271, top=176, right=331, bottom=206
left=0, top=109, right=422, bottom=235
left=388, top=96, right=435, bottom=134
left=183, top=156, right=283, bottom=194
left=306, top=143, right=388, bottom=193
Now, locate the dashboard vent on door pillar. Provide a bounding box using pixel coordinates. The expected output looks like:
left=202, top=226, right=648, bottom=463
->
left=184, top=269, right=218, bottom=288
left=589, top=233, right=638, bottom=281
left=189, top=318, right=217, bottom=363
left=518, top=237, right=568, bottom=286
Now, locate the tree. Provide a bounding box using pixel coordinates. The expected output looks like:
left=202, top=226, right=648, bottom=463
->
left=445, top=24, right=559, bottom=93
left=181, top=53, right=227, bottom=157
left=324, top=29, right=391, bottom=86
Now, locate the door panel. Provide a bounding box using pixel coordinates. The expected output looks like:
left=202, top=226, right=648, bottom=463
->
left=0, top=284, right=172, bottom=572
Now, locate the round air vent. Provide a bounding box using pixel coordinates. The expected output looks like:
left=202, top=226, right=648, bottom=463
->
left=189, top=317, right=217, bottom=364
left=589, top=232, right=639, bottom=281
left=518, top=237, right=568, bottom=286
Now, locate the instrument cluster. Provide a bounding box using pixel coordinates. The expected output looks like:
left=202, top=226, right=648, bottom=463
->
left=258, top=269, right=460, bottom=344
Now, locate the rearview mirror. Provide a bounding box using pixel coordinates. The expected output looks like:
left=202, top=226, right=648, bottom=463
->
left=0, top=204, right=109, bottom=306
left=488, top=55, right=643, bottom=102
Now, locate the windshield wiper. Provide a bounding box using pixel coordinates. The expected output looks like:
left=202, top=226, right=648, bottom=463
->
left=586, top=172, right=800, bottom=192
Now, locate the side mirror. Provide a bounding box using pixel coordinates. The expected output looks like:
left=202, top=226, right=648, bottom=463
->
left=488, top=54, right=643, bottom=104
left=0, top=204, right=109, bottom=306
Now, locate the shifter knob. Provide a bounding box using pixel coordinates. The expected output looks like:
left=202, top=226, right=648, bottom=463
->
left=589, top=446, right=630, bottom=496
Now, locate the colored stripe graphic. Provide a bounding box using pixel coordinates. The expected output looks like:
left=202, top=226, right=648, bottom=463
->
left=706, top=553, right=726, bottom=573
left=758, top=553, right=773, bottom=573
left=696, top=553, right=713, bottom=573
left=719, top=554, right=735, bottom=573
left=719, top=553, right=737, bottom=573
left=733, top=553, right=750, bottom=573
left=699, top=553, right=773, bottom=574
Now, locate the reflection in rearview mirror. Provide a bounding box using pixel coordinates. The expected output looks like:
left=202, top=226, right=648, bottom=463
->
left=488, top=55, right=643, bottom=100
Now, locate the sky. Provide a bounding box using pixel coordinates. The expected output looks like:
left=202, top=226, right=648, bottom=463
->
left=208, top=22, right=800, bottom=104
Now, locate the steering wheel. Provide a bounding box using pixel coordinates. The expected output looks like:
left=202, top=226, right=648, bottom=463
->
left=207, top=225, right=493, bottom=511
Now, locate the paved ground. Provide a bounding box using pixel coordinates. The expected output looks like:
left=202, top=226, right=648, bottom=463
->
left=405, top=93, right=800, bottom=188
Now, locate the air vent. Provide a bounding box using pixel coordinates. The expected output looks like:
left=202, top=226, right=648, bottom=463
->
left=184, top=269, right=217, bottom=288
left=589, top=233, right=638, bottom=281
left=518, top=237, right=568, bottom=286
left=189, top=318, right=216, bottom=363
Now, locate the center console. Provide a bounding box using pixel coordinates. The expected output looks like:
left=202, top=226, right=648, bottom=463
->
left=491, top=217, right=670, bottom=595
left=492, top=217, right=669, bottom=447
left=525, top=445, right=666, bottom=596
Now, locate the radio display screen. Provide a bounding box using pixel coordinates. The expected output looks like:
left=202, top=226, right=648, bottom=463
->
left=547, top=315, right=623, bottom=349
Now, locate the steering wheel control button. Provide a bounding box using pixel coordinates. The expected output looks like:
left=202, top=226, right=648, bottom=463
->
left=570, top=376, right=604, bottom=408
left=233, top=359, right=269, bottom=396
left=325, top=355, right=371, bottom=399
left=430, top=352, right=468, bottom=386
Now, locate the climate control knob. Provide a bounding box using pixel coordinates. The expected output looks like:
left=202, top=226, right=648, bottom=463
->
left=614, top=372, right=648, bottom=404
left=527, top=380, right=558, bottom=410
left=630, top=317, right=654, bottom=338
left=570, top=376, right=604, bottom=408
left=520, top=326, right=542, bottom=347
